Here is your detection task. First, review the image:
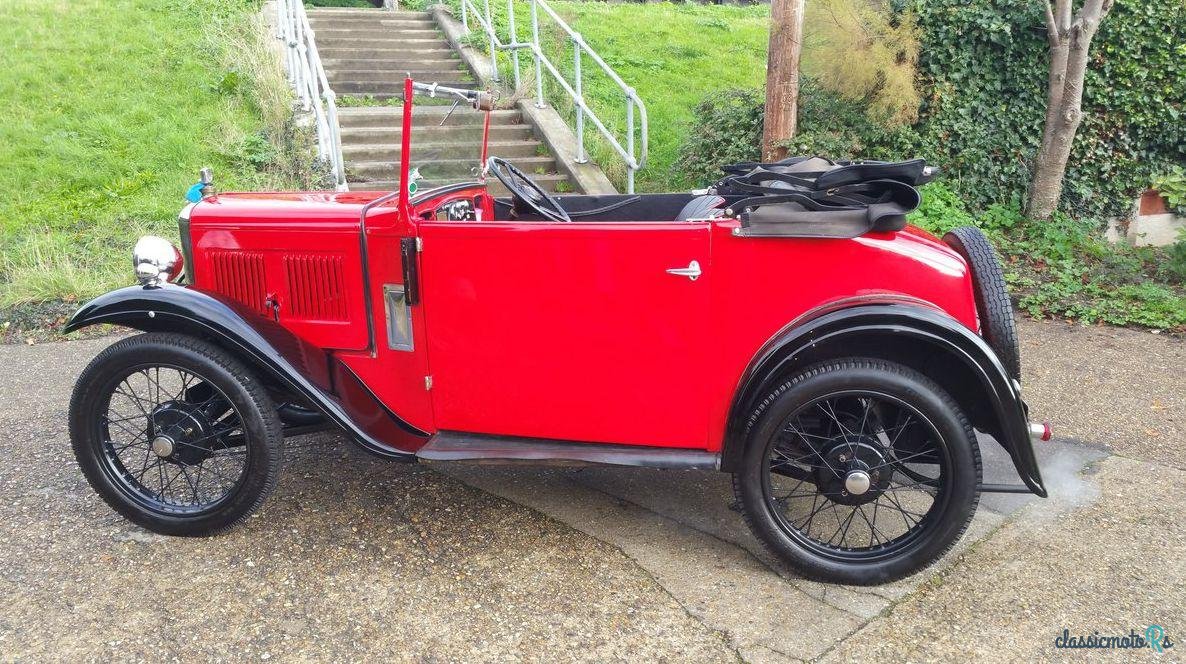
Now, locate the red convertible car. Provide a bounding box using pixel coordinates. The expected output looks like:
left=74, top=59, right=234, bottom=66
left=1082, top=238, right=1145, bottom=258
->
left=66, top=80, right=1049, bottom=584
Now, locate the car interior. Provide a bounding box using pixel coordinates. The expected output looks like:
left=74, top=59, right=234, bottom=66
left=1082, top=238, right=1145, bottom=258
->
left=492, top=193, right=731, bottom=223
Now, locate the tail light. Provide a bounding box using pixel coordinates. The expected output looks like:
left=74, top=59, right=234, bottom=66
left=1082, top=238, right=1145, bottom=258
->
left=1029, top=421, right=1052, bottom=441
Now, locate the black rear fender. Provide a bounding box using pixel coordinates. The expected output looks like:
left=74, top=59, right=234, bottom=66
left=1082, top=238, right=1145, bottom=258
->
left=722, top=304, right=1046, bottom=496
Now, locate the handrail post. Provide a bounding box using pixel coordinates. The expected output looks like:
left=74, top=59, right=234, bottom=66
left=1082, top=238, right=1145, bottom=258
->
left=531, top=0, right=544, bottom=108
left=461, top=0, right=469, bottom=32
left=325, top=90, right=347, bottom=190
left=276, top=0, right=288, bottom=70
left=626, top=93, right=636, bottom=194
left=507, top=0, right=521, bottom=89
left=573, top=34, right=586, bottom=164
left=292, top=1, right=304, bottom=99
left=483, top=0, right=499, bottom=82
left=285, top=1, right=298, bottom=91
left=295, top=46, right=310, bottom=110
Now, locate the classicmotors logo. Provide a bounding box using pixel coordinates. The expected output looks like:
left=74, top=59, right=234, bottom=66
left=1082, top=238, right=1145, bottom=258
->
left=1055, top=625, right=1174, bottom=653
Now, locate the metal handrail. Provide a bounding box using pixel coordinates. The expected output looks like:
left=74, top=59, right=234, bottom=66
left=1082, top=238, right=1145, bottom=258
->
left=276, top=0, right=348, bottom=191
left=457, top=0, right=648, bottom=193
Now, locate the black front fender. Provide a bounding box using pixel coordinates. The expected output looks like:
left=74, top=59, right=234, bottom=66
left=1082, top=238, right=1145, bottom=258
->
left=66, top=285, right=423, bottom=460
left=722, top=304, right=1046, bottom=497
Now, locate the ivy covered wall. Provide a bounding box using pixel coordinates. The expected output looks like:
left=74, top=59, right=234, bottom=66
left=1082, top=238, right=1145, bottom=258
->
left=908, top=0, right=1186, bottom=219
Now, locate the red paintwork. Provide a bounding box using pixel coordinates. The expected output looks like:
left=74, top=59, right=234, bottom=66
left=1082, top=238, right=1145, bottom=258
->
left=183, top=87, right=980, bottom=456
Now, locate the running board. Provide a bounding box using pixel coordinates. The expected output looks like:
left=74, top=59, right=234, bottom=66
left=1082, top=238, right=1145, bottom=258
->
left=417, top=431, right=720, bottom=470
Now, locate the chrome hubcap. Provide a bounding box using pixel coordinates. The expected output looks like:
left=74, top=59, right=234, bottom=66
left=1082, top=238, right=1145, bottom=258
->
left=151, top=435, right=175, bottom=458
left=844, top=470, right=872, bottom=495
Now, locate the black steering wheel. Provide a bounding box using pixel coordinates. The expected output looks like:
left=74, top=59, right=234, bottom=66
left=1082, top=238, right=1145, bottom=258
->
left=487, top=157, right=571, bottom=222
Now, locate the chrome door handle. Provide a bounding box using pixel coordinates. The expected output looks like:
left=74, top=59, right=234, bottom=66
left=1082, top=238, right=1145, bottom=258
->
left=666, top=260, right=702, bottom=281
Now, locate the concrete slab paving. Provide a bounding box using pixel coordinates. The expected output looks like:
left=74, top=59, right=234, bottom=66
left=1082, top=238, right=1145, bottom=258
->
left=435, top=464, right=863, bottom=662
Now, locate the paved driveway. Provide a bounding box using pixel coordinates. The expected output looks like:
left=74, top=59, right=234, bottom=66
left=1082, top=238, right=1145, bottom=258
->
left=0, top=319, right=1182, bottom=661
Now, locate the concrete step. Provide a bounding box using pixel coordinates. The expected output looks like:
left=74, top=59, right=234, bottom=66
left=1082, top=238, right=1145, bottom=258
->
left=328, top=69, right=471, bottom=83
left=312, top=27, right=444, bottom=40
left=340, top=124, right=537, bottom=143
left=343, top=139, right=545, bottom=161
left=318, top=45, right=456, bottom=58
left=349, top=174, right=571, bottom=195
left=308, top=17, right=437, bottom=29
left=334, top=81, right=477, bottom=95
left=350, top=155, right=557, bottom=179
left=322, top=57, right=464, bottom=71
left=338, top=107, right=523, bottom=127
left=306, top=8, right=431, bottom=17
left=313, top=36, right=445, bottom=49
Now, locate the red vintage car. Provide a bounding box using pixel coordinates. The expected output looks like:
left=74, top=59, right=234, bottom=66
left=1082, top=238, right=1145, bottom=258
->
left=66, top=80, right=1049, bottom=585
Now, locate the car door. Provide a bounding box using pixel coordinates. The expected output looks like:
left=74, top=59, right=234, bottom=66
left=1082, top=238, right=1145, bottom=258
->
left=417, top=219, right=713, bottom=449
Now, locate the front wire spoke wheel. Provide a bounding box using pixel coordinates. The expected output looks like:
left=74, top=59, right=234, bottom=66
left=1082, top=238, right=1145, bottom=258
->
left=71, top=333, right=283, bottom=536
left=98, top=366, right=249, bottom=513
left=734, top=360, right=981, bottom=585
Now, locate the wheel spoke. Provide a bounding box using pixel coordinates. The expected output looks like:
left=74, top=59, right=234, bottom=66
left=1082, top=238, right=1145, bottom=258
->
left=831, top=505, right=859, bottom=546
left=867, top=448, right=937, bottom=471
left=116, top=382, right=153, bottom=417
left=882, top=489, right=924, bottom=527
left=795, top=493, right=829, bottom=531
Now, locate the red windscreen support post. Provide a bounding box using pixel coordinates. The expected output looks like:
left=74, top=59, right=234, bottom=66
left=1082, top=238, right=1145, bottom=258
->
left=398, top=77, right=414, bottom=217
left=479, top=101, right=492, bottom=179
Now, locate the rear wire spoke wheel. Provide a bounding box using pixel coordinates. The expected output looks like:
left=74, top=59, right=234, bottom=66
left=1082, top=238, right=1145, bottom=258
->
left=70, top=333, right=283, bottom=536
left=734, top=359, right=981, bottom=585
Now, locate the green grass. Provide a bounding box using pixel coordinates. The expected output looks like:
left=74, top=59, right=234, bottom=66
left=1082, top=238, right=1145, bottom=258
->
left=0, top=0, right=302, bottom=307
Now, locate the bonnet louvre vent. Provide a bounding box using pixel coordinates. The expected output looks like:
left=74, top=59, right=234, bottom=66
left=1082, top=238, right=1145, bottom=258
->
left=284, top=254, right=347, bottom=321
left=209, top=251, right=268, bottom=316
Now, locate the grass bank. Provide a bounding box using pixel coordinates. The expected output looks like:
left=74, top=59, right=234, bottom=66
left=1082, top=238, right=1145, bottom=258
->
left=0, top=0, right=308, bottom=311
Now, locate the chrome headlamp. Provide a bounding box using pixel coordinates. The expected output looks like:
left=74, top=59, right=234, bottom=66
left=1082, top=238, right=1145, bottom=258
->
left=132, top=236, right=184, bottom=286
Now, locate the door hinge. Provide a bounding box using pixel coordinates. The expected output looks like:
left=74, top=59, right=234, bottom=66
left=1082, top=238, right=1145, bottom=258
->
left=401, top=237, right=421, bottom=305
left=424, top=375, right=433, bottom=390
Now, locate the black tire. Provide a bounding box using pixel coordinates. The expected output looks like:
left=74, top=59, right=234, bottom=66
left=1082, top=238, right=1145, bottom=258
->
left=733, top=359, right=981, bottom=585
left=69, top=333, right=283, bottom=536
left=944, top=226, right=1021, bottom=380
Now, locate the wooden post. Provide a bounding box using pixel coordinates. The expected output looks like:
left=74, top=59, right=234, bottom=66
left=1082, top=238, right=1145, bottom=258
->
left=762, top=0, right=805, bottom=162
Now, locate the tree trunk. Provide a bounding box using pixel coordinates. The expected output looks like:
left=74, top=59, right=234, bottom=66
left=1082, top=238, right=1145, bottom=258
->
left=762, top=0, right=806, bottom=162
left=1027, top=0, right=1112, bottom=220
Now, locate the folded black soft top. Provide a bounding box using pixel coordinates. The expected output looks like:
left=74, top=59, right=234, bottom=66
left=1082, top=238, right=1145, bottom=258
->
left=710, top=156, right=937, bottom=239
